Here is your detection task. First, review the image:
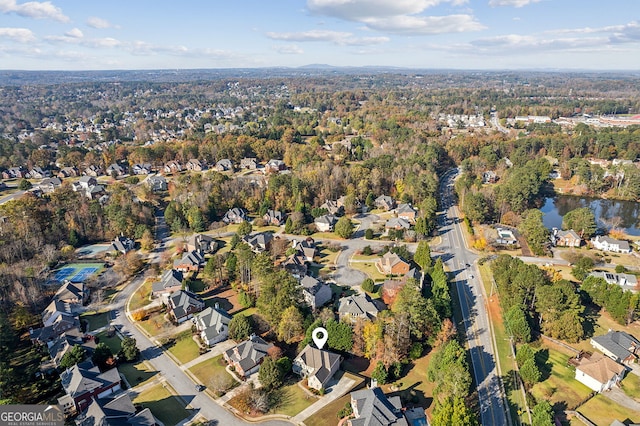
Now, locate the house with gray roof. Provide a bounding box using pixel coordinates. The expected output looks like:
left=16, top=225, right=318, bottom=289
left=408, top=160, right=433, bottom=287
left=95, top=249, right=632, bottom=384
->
left=222, top=207, right=248, bottom=224
left=293, top=345, right=342, bottom=391
left=168, top=290, right=205, bottom=323
left=300, top=275, right=332, bottom=310
left=106, top=163, right=125, bottom=177
left=224, top=334, right=274, bottom=377
left=263, top=209, right=285, bottom=226
left=338, top=294, right=381, bottom=322
left=396, top=203, right=417, bottom=223
left=111, top=235, right=135, bottom=254
left=553, top=229, right=582, bottom=247
left=76, top=393, right=157, bottom=426
left=215, top=158, right=234, bottom=172
left=282, top=253, right=308, bottom=279
left=132, top=163, right=152, bottom=175
left=39, top=176, right=62, bottom=193
left=243, top=232, right=274, bottom=253
left=187, top=233, right=218, bottom=254
left=589, top=271, right=638, bottom=292
left=385, top=217, right=411, bottom=231
left=349, top=387, right=408, bottom=426
left=240, top=157, right=258, bottom=170
left=194, top=304, right=232, bottom=347
left=173, top=250, right=205, bottom=272
left=314, top=214, right=338, bottom=232
left=186, top=158, right=206, bottom=172
left=54, top=281, right=89, bottom=305
left=591, top=236, right=632, bottom=254
left=374, top=195, right=396, bottom=211
left=60, top=363, right=122, bottom=413
left=151, top=269, right=183, bottom=297
left=320, top=199, right=344, bottom=216
left=147, top=175, right=167, bottom=192
left=591, top=330, right=640, bottom=365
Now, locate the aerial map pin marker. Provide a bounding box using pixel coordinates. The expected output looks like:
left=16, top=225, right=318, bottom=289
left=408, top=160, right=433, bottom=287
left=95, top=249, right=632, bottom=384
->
left=312, top=327, right=328, bottom=350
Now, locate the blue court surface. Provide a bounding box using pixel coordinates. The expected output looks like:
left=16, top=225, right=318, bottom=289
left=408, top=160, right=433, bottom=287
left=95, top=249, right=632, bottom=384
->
left=54, top=267, right=75, bottom=282
left=70, top=267, right=98, bottom=283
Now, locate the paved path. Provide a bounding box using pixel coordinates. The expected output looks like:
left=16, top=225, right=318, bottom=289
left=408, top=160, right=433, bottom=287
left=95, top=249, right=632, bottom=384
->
left=180, top=340, right=235, bottom=370
left=605, top=387, right=640, bottom=412
left=291, top=374, right=355, bottom=423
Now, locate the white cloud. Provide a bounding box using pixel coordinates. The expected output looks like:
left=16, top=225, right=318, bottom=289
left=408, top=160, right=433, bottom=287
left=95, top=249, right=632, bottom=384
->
left=364, top=14, right=485, bottom=34
left=0, top=0, right=69, bottom=22
left=273, top=44, right=304, bottom=54
left=488, top=0, right=540, bottom=7
left=64, top=28, right=83, bottom=38
left=86, top=16, right=115, bottom=29
left=0, top=27, right=35, bottom=42
left=266, top=29, right=389, bottom=45
left=307, top=0, right=482, bottom=35
left=127, top=41, right=239, bottom=61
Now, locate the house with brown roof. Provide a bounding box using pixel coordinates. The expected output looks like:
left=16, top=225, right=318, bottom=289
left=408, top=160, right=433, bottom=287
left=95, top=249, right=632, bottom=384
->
left=173, top=250, right=205, bottom=272
left=553, top=229, right=581, bottom=247
left=163, top=160, right=182, bottom=175
left=265, top=159, right=286, bottom=174
left=223, top=335, right=274, bottom=377
left=186, top=233, right=218, bottom=254
left=263, top=209, right=285, bottom=226
left=215, top=159, right=234, bottom=172
left=374, top=195, right=396, bottom=211
left=396, top=203, right=417, bottom=223
left=376, top=252, right=410, bottom=276
left=240, top=157, right=258, bottom=170
left=186, top=158, right=206, bottom=172
left=574, top=352, right=626, bottom=393
left=293, top=345, right=342, bottom=391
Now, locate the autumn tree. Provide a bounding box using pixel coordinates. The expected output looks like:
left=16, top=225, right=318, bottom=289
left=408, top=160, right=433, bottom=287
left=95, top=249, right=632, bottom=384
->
left=431, top=397, right=478, bottom=426
left=334, top=216, right=354, bottom=239
left=277, top=306, right=304, bottom=344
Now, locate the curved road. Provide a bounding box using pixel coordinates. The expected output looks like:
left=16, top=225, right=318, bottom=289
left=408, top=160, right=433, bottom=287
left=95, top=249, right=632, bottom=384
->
left=436, top=168, right=508, bottom=426
left=110, top=273, right=292, bottom=426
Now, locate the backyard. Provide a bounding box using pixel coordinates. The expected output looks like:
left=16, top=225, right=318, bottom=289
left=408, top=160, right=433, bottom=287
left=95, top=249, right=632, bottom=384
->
left=80, top=310, right=110, bottom=332
left=570, top=394, right=640, bottom=425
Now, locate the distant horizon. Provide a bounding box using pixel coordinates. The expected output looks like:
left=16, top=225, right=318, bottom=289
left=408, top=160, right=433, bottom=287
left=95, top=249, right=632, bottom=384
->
left=1, top=1, right=639, bottom=71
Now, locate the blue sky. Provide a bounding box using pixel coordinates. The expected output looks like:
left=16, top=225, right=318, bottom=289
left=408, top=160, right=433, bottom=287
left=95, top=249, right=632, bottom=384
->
left=1, top=0, right=639, bottom=70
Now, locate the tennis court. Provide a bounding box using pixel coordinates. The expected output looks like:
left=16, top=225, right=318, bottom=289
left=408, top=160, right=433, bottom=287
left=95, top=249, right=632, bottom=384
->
left=52, top=263, right=104, bottom=283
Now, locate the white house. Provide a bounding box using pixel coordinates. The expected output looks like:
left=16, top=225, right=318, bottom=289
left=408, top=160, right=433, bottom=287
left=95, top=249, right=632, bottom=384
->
left=314, top=215, right=338, bottom=232
left=194, top=305, right=232, bottom=347
left=591, top=236, right=631, bottom=254
left=574, top=352, right=626, bottom=393
left=293, top=345, right=342, bottom=391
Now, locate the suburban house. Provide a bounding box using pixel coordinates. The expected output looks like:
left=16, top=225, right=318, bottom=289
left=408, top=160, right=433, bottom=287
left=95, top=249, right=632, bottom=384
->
left=173, top=250, right=205, bottom=272
left=60, top=362, right=122, bottom=413
left=187, top=233, right=218, bottom=254
left=337, top=195, right=363, bottom=213
left=111, top=235, right=135, bottom=254
left=320, top=200, right=344, bottom=216
left=38, top=177, right=62, bottom=193
left=2, top=165, right=28, bottom=179
left=151, top=269, right=184, bottom=298
left=223, top=334, right=274, bottom=377
left=553, top=229, right=582, bottom=247
left=83, top=165, right=103, bottom=177
left=30, top=304, right=80, bottom=347
left=243, top=232, right=274, bottom=253
left=589, top=271, right=638, bottom=292
left=349, top=387, right=408, bottom=426
left=163, top=160, right=183, bottom=174
left=29, top=166, right=50, bottom=179
left=106, top=163, right=126, bottom=177
left=282, top=253, right=308, bottom=278
left=396, top=203, right=417, bottom=223
left=57, top=167, right=78, bottom=179
left=591, top=236, right=632, bottom=254
left=496, top=228, right=517, bottom=245
left=72, top=176, right=105, bottom=200
left=300, top=275, right=332, bottom=310
left=263, top=209, right=285, bottom=226
left=482, top=170, right=498, bottom=184
left=54, top=281, right=89, bottom=305
left=45, top=328, right=96, bottom=369
left=385, top=217, right=411, bottom=231
left=168, top=290, right=205, bottom=323
left=293, top=345, right=342, bottom=391
left=147, top=175, right=167, bottom=192
left=294, top=238, right=317, bottom=262
left=132, top=163, right=152, bottom=175
left=376, top=252, right=411, bottom=276
left=186, top=158, right=206, bottom=172
left=265, top=159, right=286, bottom=174
left=76, top=393, right=157, bottom=426
left=338, top=294, right=381, bottom=322
left=222, top=207, right=248, bottom=224
left=574, top=352, right=626, bottom=393
left=591, top=330, right=640, bottom=365
left=374, top=195, right=396, bottom=211
left=215, top=158, right=234, bottom=172
left=314, top=214, right=338, bottom=232
left=240, top=157, right=258, bottom=170
left=194, top=304, right=232, bottom=347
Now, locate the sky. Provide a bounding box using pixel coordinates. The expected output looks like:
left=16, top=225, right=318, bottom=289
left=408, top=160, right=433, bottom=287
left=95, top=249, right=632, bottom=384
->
left=0, top=0, right=639, bottom=71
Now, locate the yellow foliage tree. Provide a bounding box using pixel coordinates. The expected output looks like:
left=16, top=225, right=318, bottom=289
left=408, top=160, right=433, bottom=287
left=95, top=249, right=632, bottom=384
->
left=131, top=309, right=147, bottom=321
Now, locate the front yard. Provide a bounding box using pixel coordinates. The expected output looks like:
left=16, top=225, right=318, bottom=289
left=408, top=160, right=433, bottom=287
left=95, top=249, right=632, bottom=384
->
left=165, top=330, right=201, bottom=364
left=81, top=310, right=110, bottom=331
left=570, top=394, right=640, bottom=425
left=132, top=383, right=191, bottom=426
left=188, top=354, right=236, bottom=395
left=129, top=279, right=154, bottom=311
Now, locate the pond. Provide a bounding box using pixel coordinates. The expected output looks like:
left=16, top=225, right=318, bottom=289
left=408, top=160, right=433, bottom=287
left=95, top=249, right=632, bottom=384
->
left=540, top=195, right=640, bottom=236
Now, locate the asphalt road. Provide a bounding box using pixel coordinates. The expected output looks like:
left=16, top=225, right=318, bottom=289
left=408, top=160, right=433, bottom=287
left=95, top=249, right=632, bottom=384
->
left=436, top=168, right=508, bottom=426
left=110, top=272, right=292, bottom=426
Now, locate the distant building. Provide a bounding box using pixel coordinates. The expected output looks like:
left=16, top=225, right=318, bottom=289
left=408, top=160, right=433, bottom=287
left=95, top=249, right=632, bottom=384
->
left=111, top=235, right=135, bottom=254
left=240, top=157, right=258, bottom=170
left=222, top=207, right=248, bottom=224
left=265, top=159, right=286, bottom=174
left=186, top=159, right=206, bottom=172
left=263, top=209, right=285, bottom=226
left=215, top=159, right=234, bottom=172
left=374, top=195, right=396, bottom=211
left=132, top=163, right=152, bottom=175
left=147, top=175, right=167, bottom=192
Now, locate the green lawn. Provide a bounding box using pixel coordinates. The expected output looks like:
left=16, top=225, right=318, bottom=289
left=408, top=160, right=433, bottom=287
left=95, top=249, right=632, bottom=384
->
left=273, top=381, right=318, bottom=417
left=571, top=394, right=640, bottom=426
left=188, top=355, right=235, bottom=394
left=96, top=331, right=122, bottom=354
left=166, top=331, right=200, bottom=364
left=381, top=354, right=434, bottom=415
left=129, top=280, right=153, bottom=311
left=133, top=384, right=191, bottom=426
left=118, top=360, right=159, bottom=388
left=304, top=394, right=350, bottom=426
left=138, top=311, right=173, bottom=337
left=621, top=373, right=640, bottom=401
left=348, top=260, right=388, bottom=281
left=81, top=311, right=110, bottom=331
left=530, top=342, right=592, bottom=410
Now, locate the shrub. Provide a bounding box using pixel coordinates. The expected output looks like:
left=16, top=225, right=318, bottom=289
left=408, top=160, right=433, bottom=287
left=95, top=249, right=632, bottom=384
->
left=124, top=176, right=140, bottom=185
left=362, top=245, right=373, bottom=256
left=365, top=229, right=374, bottom=240
left=238, top=291, right=255, bottom=308
left=409, top=342, right=423, bottom=360
left=361, top=278, right=375, bottom=293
